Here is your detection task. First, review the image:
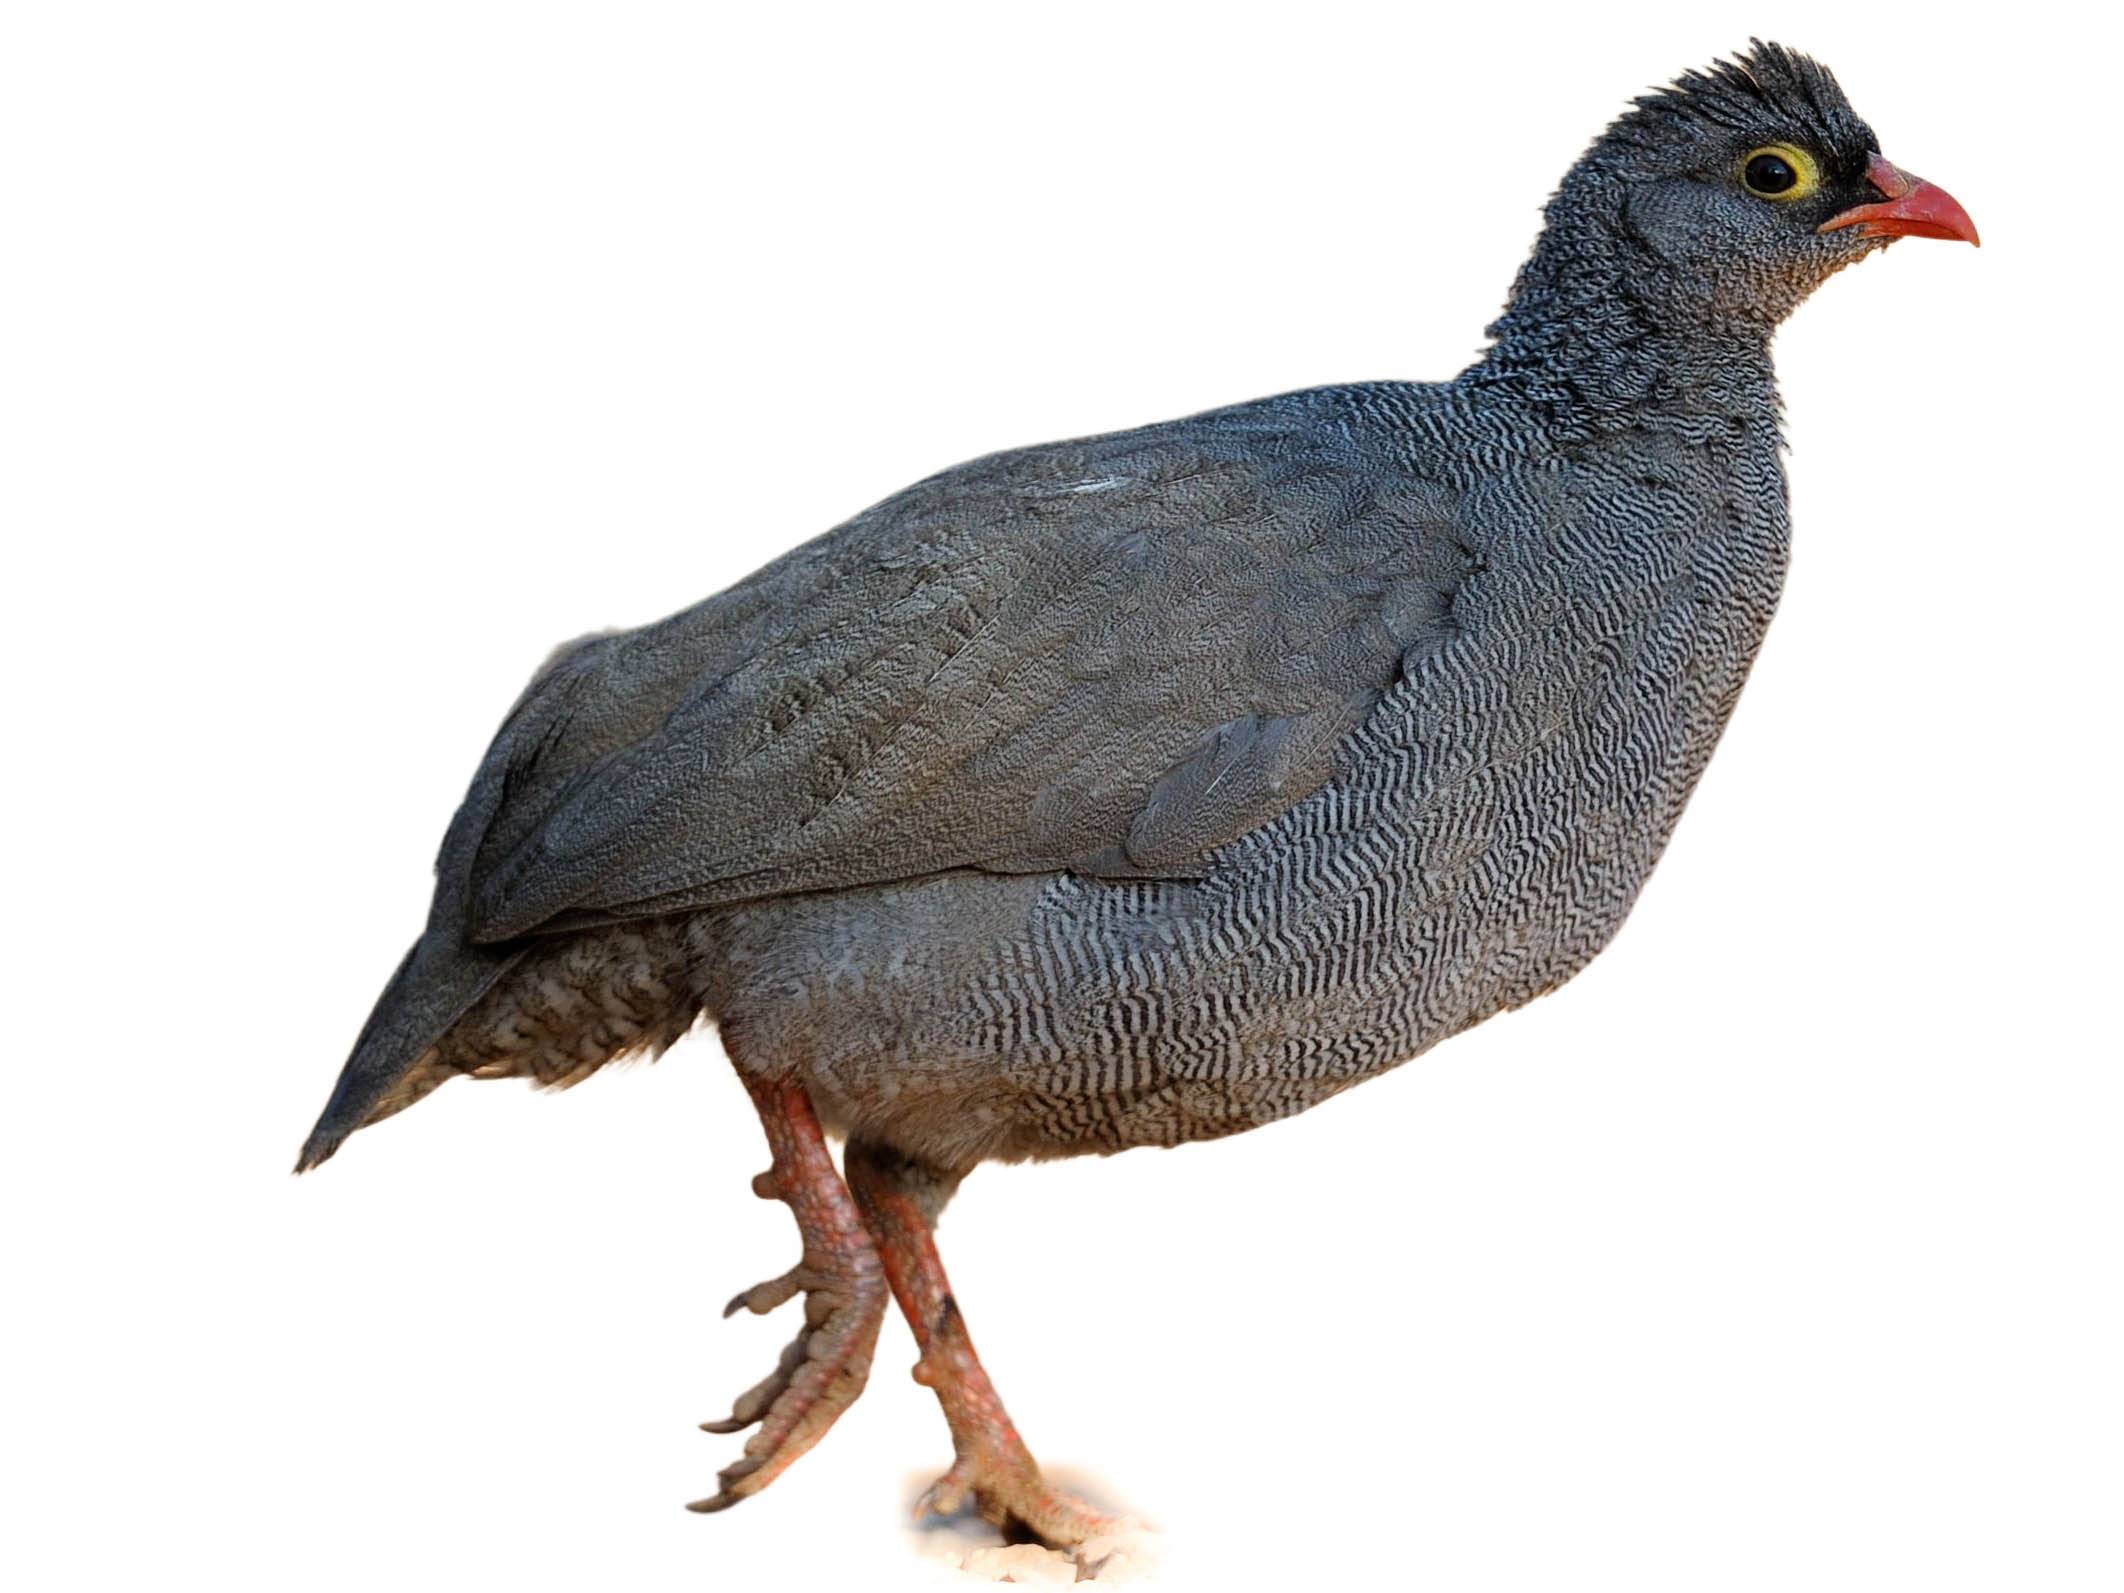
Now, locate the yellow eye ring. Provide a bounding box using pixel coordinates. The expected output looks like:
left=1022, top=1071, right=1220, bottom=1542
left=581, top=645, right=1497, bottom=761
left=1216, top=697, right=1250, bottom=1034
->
left=1740, top=144, right=1820, bottom=201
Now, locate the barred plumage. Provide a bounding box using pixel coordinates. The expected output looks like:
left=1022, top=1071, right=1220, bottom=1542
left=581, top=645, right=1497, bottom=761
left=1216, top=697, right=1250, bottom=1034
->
left=293, top=39, right=1976, bottom=1548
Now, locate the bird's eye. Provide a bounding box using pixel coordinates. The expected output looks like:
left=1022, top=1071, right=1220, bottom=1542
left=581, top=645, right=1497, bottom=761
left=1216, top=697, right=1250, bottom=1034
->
left=1741, top=144, right=1819, bottom=201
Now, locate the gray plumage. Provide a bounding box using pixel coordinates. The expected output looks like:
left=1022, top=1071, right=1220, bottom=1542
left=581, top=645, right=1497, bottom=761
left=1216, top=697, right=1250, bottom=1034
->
left=299, top=42, right=1968, bottom=1186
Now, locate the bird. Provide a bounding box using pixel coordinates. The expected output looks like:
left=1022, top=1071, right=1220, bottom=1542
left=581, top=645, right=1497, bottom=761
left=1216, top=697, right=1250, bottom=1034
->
left=297, top=41, right=1977, bottom=1548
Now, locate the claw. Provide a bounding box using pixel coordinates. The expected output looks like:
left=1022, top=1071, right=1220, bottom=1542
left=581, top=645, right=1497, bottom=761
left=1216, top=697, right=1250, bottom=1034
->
left=685, top=1455, right=770, bottom=1514
left=721, top=1266, right=807, bottom=1319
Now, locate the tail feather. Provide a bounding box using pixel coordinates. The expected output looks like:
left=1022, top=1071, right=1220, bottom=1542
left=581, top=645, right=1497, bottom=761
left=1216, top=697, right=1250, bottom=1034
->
left=295, top=933, right=522, bottom=1172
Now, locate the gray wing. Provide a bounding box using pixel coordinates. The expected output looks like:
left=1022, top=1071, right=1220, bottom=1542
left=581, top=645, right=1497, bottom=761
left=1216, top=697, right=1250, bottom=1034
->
left=453, top=400, right=1472, bottom=943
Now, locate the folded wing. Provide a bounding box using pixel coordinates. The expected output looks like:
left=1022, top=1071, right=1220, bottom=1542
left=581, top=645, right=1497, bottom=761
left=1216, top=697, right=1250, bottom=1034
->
left=453, top=400, right=1472, bottom=942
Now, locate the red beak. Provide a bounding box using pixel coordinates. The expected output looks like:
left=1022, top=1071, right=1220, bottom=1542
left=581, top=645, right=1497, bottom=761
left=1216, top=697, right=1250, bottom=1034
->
left=1818, top=152, right=1980, bottom=246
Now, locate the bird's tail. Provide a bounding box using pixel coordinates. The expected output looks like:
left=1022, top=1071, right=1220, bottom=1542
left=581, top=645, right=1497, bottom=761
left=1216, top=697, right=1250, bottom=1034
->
left=294, top=931, right=521, bottom=1173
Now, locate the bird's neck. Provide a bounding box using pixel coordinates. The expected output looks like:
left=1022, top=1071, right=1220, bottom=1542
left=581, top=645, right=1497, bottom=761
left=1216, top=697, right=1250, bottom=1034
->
left=1465, top=213, right=1781, bottom=435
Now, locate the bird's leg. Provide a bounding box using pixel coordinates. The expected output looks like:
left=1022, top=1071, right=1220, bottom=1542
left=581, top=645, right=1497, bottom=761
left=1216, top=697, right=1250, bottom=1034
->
left=844, top=1139, right=1113, bottom=1548
left=690, top=1075, right=886, bottom=1514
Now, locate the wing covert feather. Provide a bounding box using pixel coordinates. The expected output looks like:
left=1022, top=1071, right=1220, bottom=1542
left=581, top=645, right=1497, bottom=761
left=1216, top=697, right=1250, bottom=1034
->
left=459, top=401, right=1472, bottom=941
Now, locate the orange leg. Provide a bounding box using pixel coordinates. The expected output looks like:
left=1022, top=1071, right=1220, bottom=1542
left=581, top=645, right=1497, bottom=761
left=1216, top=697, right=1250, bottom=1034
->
left=690, top=1077, right=886, bottom=1514
left=845, top=1139, right=1112, bottom=1547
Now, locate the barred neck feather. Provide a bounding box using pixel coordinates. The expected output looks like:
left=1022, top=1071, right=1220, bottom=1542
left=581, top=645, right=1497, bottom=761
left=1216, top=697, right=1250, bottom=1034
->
left=1467, top=182, right=1781, bottom=434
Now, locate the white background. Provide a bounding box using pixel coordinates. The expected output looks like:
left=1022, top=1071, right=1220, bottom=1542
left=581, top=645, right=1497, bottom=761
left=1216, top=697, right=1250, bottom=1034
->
left=6, top=2, right=2119, bottom=1589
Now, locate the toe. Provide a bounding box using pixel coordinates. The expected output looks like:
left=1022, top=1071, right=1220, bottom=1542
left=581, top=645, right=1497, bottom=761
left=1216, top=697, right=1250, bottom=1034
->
left=913, top=1464, right=973, bottom=1521
left=700, top=1331, right=809, bottom=1432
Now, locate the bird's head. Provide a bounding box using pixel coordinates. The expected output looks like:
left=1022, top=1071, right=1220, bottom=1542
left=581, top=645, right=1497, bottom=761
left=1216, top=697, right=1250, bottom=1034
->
left=1495, top=42, right=1977, bottom=355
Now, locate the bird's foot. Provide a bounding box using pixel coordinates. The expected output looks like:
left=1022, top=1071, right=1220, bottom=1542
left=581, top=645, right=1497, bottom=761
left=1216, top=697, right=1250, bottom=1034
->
left=690, top=1211, right=886, bottom=1512
left=689, top=1083, right=887, bottom=1514
left=907, top=1310, right=1112, bottom=1547
left=914, top=1445, right=1115, bottom=1548
left=842, top=1136, right=1118, bottom=1550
